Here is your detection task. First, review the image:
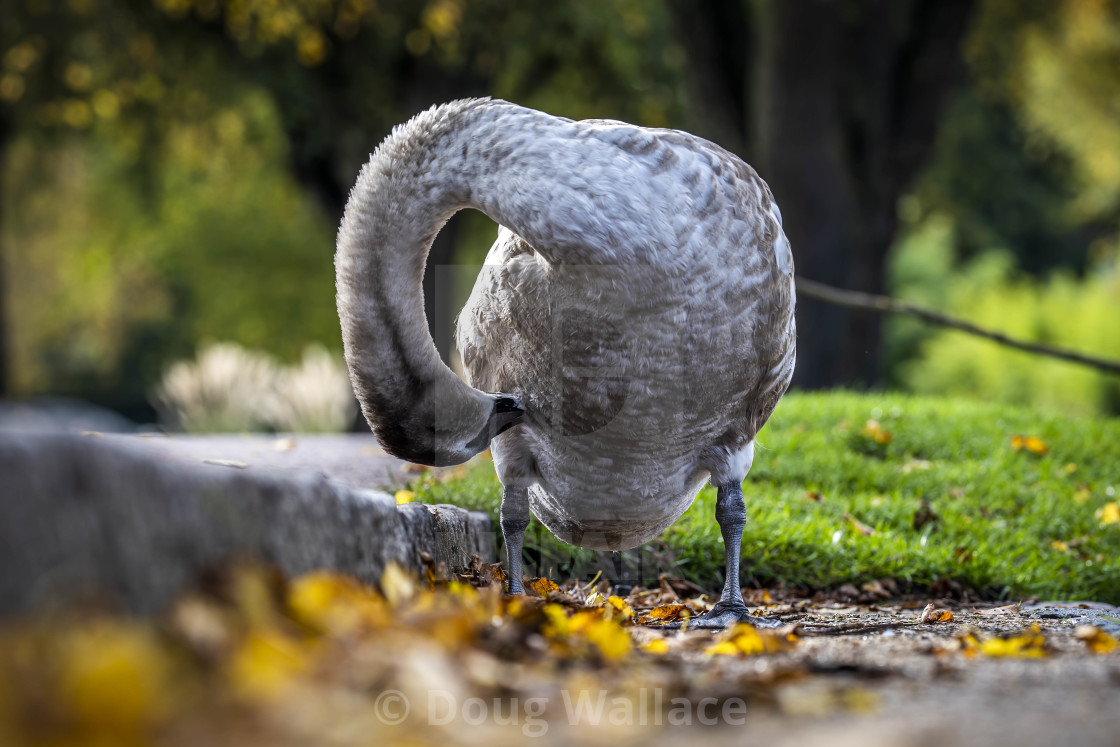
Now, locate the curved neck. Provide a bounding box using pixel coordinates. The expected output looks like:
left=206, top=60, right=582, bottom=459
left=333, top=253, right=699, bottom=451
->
left=335, top=101, right=497, bottom=465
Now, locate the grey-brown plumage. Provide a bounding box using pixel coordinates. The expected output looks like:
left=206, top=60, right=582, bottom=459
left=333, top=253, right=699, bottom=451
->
left=336, top=99, right=795, bottom=626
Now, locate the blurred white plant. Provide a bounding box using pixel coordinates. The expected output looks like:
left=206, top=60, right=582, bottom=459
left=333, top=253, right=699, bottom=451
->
left=153, top=342, right=356, bottom=433
left=154, top=342, right=278, bottom=433
left=266, top=344, right=357, bottom=433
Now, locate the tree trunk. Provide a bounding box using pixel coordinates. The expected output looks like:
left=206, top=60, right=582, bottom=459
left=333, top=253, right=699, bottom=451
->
left=0, top=114, right=10, bottom=397
left=672, top=0, right=975, bottom=387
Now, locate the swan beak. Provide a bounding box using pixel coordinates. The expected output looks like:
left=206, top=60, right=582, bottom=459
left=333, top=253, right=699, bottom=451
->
left=491, top=395, right=525, bottom=436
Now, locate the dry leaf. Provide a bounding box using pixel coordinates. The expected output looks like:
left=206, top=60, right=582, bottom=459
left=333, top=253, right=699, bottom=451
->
left=58, top=621, right=177, bottom=729
left=659, top=574, right=705, bottom=599
left=1010, top=435, right=1049, bottom=455
left=646, top=604, right=692, bottom=623
left=918, top=603, right=953, bottom=624
left=229, top=629, right=309, bottom=699
left=272, top=438, right=297, bottom=451
left=960, top=624, right=1048, bottom=658
left=1097, top=502, right=1120, bottom=526
left=288, top=571, right=388, bottom=634
left=379, top=563, right=416, bottom=606
left=528, top=577, right=561, bottom=597
left=705, top=622, right=797, bottom=657
left=394, top=490, right=416, bottom=505
left=843, top=512, right=875, bottom=536
left=203, top=459, right=248, bottom=469
left=862, top=419, right=892, bottom=444
left=913, top=499, right=938, bottom=531
left=1074, top=625, right=1119, bottom=654
left=604, top=596, right=633, bottom=620
left=975, top=603, right=1021, bottom=617
left=901, top=458, right=932, bottom=473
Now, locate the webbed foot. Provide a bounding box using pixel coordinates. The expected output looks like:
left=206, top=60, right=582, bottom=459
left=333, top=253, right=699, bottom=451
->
left=648, top=600, right=782, bottom=630
left=685, top=600, right=783, bottom=629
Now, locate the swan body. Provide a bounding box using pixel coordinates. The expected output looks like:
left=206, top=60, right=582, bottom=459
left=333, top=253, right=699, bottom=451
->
left=336, top=99, right=795, bottom=622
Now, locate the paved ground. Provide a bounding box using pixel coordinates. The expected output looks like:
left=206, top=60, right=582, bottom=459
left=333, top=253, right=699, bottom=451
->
left=707, top=596, right=1120, bottom=746
left=104, top=432, right=420, bottom=490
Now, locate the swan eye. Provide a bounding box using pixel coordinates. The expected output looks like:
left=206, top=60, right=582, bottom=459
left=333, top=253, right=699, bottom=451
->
left=491, top=395, right=525, bottom=436
left=494, top=396, right=522, bottom=415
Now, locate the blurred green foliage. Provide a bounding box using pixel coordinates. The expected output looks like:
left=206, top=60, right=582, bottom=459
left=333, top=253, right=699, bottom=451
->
left=4, top=60, right=337, bottom=418
left=2, top=0, right=1120, bottom=419
left=1, top=0, right=684, bottom=420
left=882, top=0, right=1120, bottom=414
left=887, top=217, right=1120, bottom=415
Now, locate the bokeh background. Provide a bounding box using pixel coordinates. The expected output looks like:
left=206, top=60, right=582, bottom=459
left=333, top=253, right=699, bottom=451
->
left=2, top=0, right=1119, bottom=431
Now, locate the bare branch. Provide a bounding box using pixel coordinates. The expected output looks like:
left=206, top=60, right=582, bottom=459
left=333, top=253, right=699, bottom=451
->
left=795, top=277, right=1120, bottom=377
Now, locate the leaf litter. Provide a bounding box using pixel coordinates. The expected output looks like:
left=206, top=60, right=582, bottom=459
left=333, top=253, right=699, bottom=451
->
left=0, top=560, right=1117, bottom=745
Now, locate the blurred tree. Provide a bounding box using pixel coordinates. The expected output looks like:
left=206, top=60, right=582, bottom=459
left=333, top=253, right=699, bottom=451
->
left=140, top=0, right=685, bottom=362
left=1, top=0, right=182, bottom=399
left=669, top=0, right=977, bottom=388
left=915, top=0, right=1120, bottom=272
left=0, top=0, right=685, bottom=415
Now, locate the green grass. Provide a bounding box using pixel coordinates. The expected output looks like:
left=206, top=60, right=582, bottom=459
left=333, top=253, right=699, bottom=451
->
left=410, top=391, right=1120, bottom=603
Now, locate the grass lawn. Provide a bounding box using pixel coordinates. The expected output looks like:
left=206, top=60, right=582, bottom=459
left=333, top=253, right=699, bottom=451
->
left=410, top=391, right=1120, bottom=604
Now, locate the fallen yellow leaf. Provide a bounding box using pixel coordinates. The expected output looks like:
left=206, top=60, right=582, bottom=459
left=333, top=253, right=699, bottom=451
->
left=288, top=571, right=388, bottom=634
left=528, top=577, right=561, bottom=597
left=1075, top=625, right=1119, bottom=654
left=862, top=419, right=892, bottom=445
left=1010, top=435, right=1048, bottom=456
left=59, top=622, right=176, bottom=731
left=640, top=638, right=670, bottom=655
left=541, top=603, right=572, bottom=637
left=604, top=596, right=633, bottom=620
left=919, top=604, right=954, bottom=624
left=961, top=624, right=1048, bottom=658
left=705, top=623, right=796, bottom=657
left=542, top=606, right=632, bottom=661
left=379, top=563, right=416, bottom=607
left=1097, top=502, right=1120, bottom=526
left=582, top=617, right=631, bottom=660
left=646, top=604, right=691, bottom=622
left=228, top=629, right=309, bottom=699
left=394, top=490, right=416, bottom=504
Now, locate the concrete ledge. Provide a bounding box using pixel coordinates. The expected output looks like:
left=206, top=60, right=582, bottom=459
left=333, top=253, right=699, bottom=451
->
left=0, top=432, right=495, bottom=616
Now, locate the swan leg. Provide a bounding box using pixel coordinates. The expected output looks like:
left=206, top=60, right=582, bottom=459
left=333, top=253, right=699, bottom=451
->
left=500, top=485, right=530, bottom=595
left=655, top=482, right=781, bottom=630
